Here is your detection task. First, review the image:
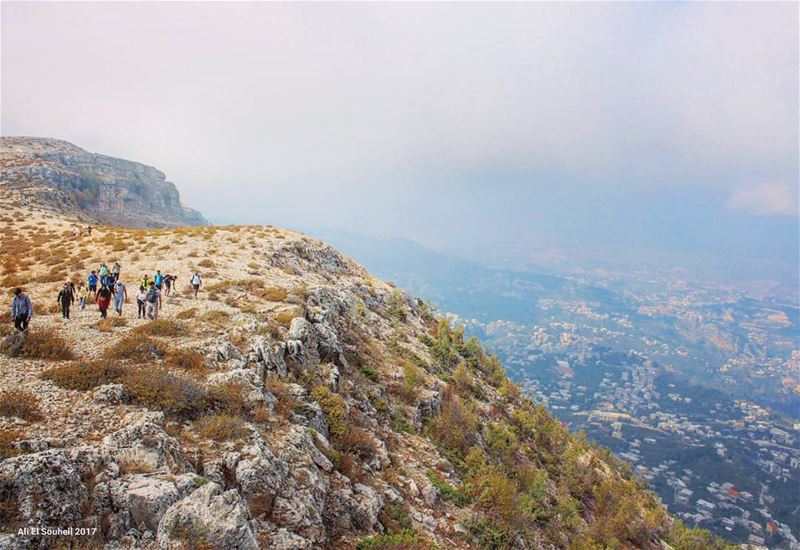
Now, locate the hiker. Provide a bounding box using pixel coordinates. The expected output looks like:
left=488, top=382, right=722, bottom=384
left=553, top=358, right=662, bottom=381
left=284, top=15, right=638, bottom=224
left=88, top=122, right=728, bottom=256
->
left=113, top=279, right=127, bottom=316
left=56, top=283, right=74, bottom=319
left=11, top=288, right=32, bottom=331
left=190, top=272, right=202, bottom=299
left=96, top=285, right=112, bottom=319
left=163, top=273, right=173, bottom=296
left=88, top=271, right=98, bottom=298
left=99, top=263, right=110, bottom=287
left=145, top=282, right=161, bottom=320
left=154, top=270, right=164, bottom=291
left=77, top=281, right=89, bottom=311
left=141, top=273, right=151, bottom=290
left=135, top=285, right=147, bottom=319
left=87, top=225, right=93, bottom=235
left=112, top=262, right=121, bottom=281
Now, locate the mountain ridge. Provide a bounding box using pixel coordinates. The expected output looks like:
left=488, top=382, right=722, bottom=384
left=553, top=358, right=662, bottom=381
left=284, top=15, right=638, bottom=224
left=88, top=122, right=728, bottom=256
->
left=0, top=136, right=206, bottom=228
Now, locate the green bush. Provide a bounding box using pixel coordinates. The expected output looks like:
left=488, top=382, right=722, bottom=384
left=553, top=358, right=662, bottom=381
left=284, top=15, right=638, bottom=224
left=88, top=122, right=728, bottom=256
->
left=355, top=529, right=418, bottom=550
left=427, top=471, right=469, bottom=507
left=311, top=385, right=348, bottom=440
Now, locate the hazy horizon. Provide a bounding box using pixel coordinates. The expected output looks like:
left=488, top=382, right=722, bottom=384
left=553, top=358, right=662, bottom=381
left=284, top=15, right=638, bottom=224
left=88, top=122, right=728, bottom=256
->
left=2, top=2, right=798, bottom=290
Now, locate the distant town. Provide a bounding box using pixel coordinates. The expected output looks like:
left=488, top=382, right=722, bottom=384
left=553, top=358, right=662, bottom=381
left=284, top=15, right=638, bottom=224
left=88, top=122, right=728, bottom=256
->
left=449, top=280, right=799, bottom=549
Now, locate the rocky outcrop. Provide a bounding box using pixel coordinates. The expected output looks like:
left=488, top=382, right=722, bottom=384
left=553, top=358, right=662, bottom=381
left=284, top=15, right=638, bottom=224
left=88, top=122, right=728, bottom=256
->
left=0, top=137, right=206, bottom=227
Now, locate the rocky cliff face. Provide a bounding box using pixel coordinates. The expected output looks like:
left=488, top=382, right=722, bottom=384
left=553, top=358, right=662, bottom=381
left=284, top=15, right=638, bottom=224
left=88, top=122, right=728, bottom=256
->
left=0, top=137, right=206, bottom=227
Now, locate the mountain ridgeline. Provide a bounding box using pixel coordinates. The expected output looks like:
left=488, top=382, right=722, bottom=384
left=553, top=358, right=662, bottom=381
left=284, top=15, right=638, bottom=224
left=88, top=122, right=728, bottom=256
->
left=0, top=143, right=733, bottom=549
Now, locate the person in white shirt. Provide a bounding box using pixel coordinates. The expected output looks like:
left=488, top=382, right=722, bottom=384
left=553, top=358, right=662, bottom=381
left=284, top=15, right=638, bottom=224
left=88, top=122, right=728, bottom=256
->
left=190, top=273, right=202, bottom=299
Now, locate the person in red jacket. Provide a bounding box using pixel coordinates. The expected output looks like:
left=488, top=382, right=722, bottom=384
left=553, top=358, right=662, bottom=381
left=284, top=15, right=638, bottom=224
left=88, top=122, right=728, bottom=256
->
left=96, top=285, right=112, bottom=319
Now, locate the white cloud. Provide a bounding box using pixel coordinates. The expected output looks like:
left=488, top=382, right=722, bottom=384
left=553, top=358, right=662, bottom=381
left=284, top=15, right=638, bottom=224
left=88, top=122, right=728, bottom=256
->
left=726, top=182, right=799, bottom=216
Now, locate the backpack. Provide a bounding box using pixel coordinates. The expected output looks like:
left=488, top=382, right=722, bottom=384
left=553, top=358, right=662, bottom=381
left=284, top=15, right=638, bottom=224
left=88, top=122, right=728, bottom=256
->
left=146, top=288, right=159, bottom=304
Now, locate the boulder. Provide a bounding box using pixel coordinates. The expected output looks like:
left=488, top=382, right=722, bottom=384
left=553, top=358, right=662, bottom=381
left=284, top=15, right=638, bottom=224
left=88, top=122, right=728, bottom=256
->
left=93, top=383, right=128, bottom=405
left=157, top=482, right=258, bottom=550
left=0, top=449, right=87, bottom=526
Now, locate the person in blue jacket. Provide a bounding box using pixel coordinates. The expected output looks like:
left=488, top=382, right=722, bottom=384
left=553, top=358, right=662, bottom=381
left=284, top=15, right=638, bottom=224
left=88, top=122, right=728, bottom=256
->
left=87, top=271, right=98, bottom=299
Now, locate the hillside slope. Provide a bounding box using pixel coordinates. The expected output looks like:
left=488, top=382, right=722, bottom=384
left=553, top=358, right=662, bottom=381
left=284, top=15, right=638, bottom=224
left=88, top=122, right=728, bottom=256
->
left=0, top=137, right=206, bottom=228
left=0, top=198, right=731, bottom=549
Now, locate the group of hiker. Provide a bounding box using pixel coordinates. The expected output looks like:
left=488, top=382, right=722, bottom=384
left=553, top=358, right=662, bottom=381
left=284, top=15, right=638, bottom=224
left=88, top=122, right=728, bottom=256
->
left=9, top=265, right=204, bottom=331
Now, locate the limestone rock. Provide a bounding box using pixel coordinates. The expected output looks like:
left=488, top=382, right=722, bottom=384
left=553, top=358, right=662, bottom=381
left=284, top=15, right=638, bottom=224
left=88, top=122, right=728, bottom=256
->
left=156, top=482, right=258, bottom=550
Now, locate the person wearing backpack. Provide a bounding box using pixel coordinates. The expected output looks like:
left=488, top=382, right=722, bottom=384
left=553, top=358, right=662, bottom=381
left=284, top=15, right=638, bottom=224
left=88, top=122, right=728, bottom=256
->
left=113, top=279, right=127, bottom=316
left=87, top=271, right=98, bottom=298
left=56, top=282, right=75, bottom=320
left=96, top=286, right=112, bottom=319
left=145, top=282, right=161, bottom=320
left=99, top=263, right=110, bottom=288
left=135, top=285, right=147, bottom=319
left=190, top=272, right=202, bottom=299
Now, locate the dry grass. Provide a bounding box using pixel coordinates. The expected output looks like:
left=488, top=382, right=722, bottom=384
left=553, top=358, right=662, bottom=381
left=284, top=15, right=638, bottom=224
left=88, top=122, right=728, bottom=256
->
left=0, top=390, right=43, bottom=421
left=274, top=308, right=302, bottom=328
left=194, top=414, right=247, bottom=442
left=176, top=307, right=198, bottom=320
left=97, top=317, right=127, bottom=332
left=0, top=429, right=22, bottom=459
left=132, top=319, right=186, bottom=337
left=265, top=378, right=297, bottom=420
left=166, top=348, right=206, bottom=371
left=261, top=287, right=289, bottom=302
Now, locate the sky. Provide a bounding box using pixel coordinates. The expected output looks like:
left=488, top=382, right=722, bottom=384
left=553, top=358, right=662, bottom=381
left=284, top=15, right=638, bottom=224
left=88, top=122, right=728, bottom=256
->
left=2, top=2, right=798, bottom=288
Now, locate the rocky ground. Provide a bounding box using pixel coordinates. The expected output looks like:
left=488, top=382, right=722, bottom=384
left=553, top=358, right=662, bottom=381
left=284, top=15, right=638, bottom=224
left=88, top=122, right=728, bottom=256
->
left=0, top=190, right=724, bottom=549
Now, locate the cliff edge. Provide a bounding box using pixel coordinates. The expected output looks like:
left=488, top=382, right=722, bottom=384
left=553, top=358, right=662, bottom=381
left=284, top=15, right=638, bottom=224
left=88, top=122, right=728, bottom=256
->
left=0, top=137, right=206, bottom=228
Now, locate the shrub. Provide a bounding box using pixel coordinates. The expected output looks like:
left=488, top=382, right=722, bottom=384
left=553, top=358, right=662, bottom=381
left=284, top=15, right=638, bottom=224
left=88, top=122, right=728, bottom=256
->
left=265, top=378, right=296, bottom=420
left=206, top=381, right=248, bottom=416
left=378, top=504, right=413, bottom=534
left=386, top=290, right=407, bottom=322
left=1, top=274, right=26, bottom=288
left=355, top=530, right=420, bottom=550
left=205, top=310, right=230, bottom=324
left=360, top=366, right=379, bottom=382
left=195, top=414, right=247, bottom=441
left=167, top=348, right=205, bottom=371
left=197, top=259, right=215, bottom=268
left=0, top=390, right=43, bottom=421
left=176, top=308, right=198, bottom=319
left=261, top=287, right=289, bottom=302
left=340, top=428, right=377, bottom=461
left=97, top=317, right=127, bottom=332
left=133, top=319, right=185, bottom=337
left=4, top=330, right=75, bottom=360
left=0, top=429, right=22, bottom=459
left=122, top=367, right=206, bottom=419
left=104, top=336, right=168, bottom=362
left=427, top=471, right=469, bottom=507
left=310, top=385, right=348, bottom=440
left=274, top=308, right=301, bottom=328
left=427, top=387, right=478, bottom=458
left=41, top=360, right=127, bottom=391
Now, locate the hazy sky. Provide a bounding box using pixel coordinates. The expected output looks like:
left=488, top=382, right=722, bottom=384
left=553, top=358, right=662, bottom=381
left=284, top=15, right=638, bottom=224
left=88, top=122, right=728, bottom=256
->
left=2, top=2, right=798, bottom=285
